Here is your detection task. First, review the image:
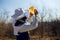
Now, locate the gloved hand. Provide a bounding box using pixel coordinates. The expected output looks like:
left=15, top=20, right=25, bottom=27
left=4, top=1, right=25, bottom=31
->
left=34, top=9, right=38, bottom=16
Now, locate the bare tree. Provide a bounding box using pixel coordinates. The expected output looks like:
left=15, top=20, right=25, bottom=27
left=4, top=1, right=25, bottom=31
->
left=0, top=9, right=9, bottom=23
left=40, top=7, right=48, bottom=37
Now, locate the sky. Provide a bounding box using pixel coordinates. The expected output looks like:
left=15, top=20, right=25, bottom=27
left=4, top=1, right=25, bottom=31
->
left=0, top=0, right=60, bottom=22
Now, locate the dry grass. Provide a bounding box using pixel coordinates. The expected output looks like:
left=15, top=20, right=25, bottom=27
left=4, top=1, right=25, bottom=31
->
left=0, top=36, right=60, bottom=40
left=0, top=21, right=60, bottom=40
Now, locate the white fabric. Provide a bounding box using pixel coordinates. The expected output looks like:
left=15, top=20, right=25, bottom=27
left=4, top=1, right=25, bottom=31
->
left=24, top=10, right=30, bottom=18
left=11, top=8, right=38, bottom=35
left=11, top=8, right=24, bottom=19
left=13, top=16, right=38, bottom=35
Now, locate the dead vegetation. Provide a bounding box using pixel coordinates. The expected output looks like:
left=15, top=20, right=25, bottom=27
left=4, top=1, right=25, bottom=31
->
left=0, top=20, right=60, bottom=40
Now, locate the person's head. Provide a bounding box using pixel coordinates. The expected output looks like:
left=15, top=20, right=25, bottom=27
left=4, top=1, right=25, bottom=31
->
left=15, top=8, right=23, bottom=15
left=12, top=8, right=27, bottom=22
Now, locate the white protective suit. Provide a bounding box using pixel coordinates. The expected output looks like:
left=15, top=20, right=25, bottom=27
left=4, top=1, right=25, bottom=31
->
left=11, top=8, right=38, bottom=35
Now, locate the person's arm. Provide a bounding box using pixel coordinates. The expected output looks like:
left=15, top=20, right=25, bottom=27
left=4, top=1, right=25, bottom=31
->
left=18, top=16, right=38, bottom=32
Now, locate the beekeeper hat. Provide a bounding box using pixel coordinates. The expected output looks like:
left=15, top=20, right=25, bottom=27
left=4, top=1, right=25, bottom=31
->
left=11, top=8, right=25, bottom=19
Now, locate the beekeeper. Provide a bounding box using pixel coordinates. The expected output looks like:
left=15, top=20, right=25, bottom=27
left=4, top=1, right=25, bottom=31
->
left=11, top=7, right=38, bottom=40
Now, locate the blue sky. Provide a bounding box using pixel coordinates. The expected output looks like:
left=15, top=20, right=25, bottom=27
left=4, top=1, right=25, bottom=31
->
left=0, top=0, right=60, bottom=21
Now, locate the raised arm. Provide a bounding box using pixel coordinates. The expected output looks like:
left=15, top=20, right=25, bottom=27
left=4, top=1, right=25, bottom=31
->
left=18, top=16, right=38, bottom=32
left=18, top=9, right=38, bottom=32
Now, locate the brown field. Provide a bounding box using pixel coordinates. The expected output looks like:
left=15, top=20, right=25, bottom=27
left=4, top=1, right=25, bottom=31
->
left=0, top=20, right=60, bottom=40
left=0, top=36, right=60, bottom=40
